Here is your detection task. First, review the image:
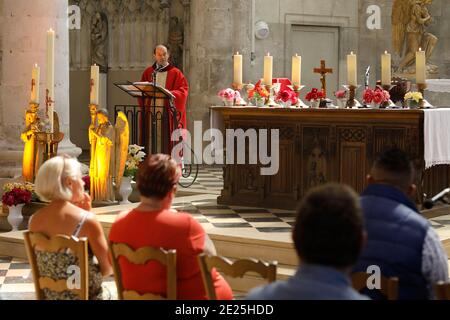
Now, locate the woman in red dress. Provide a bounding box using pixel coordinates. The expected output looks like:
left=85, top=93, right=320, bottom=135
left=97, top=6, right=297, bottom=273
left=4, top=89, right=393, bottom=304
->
left=109, top=154, right=232, bottom=300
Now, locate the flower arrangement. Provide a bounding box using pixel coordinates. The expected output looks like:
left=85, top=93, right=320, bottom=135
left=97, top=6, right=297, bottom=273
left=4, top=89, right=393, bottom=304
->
left=124, top=145, right=146, bottom=180
left=248, top=84, right=270, bottom=102
left=334, top=90, right=347, bottom=99
left=218, top=88, right=241, bottom=106
left=305, top=88, right=325, bottom=101
left=82, top=175, right=90, bottom=192
left=363, top=87, right=390, bottom=105
left=276, top=88, right=298, bottom=106
left=2, top=182, right=33, bottom=207
left=404, top=91, right=423, bottom=103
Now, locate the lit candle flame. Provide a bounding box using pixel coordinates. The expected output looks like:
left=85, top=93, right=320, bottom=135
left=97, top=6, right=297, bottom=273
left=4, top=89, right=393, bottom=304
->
left=385, top=50, right=388, bottom=54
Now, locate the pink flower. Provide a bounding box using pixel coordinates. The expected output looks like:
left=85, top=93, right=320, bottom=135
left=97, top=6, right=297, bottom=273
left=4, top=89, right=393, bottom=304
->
left=278, top=90, right=293, bottom=103
left=373, top=90, right=384, bottom=104
left=218, top=88, right=236, bottom=101
left=335, top=90, right=347, bottom=99
left=291, top=95, right=299, bottom=105
left=363, top=89, right=374, bottom=104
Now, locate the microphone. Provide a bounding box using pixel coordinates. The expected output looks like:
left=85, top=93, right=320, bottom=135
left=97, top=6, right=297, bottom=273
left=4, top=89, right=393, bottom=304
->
left=423, top=187, right=450, bottom=209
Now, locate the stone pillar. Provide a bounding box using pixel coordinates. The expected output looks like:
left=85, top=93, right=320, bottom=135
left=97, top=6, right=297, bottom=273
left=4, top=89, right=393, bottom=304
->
left=0, top=0, right=81, bottom=179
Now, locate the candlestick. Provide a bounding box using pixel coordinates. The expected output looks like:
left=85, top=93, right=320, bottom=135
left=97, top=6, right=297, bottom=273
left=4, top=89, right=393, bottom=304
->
left=343, top=84, right=361, bottom=108
left=288, top=85, right=308, bottom=108
left=264, top=53, right=273, bottom=86
left=46, top=28, right=55, bottom=133
left=416, top=48, right=426, bottom=84
left=233, top=52, right=243, bottom=86
left=30, top=64, right=40, bottom=104
left=90, top=64, right=100, bottom=105
left=265, top=84, right=277, bottom=107
left=381, top=51, right=392, bottom=87
left=347, top=52, right=357, bottom=87
left=292, top=54, right=302, bottom=87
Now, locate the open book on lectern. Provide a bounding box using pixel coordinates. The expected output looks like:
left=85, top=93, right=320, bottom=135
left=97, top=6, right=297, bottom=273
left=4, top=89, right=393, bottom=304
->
left=132, top=82, right=175, bottom=100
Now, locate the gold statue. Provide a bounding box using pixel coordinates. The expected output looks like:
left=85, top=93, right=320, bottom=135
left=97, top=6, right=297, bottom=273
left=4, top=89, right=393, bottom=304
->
left=21, top=104, right=43, bottom=182
left=392, top=0, right=438, bottom=74
left=89, top=109, right=129, bottom=203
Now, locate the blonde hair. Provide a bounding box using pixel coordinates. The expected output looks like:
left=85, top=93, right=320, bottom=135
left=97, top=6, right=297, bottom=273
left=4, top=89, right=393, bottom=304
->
left=34, top=156, right=82, bottom=202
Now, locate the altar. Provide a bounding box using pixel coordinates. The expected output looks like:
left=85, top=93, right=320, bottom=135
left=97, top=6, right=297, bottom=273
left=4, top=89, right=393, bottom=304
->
left=212, top=106, right=450, bottom=210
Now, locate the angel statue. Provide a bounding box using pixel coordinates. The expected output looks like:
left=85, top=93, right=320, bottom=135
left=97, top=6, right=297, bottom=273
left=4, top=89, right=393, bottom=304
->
left=392, top=0, right=438, bottom=74
left=21, top=104, right=43, bottom=182
left=89, top=109, right=129, bottom=203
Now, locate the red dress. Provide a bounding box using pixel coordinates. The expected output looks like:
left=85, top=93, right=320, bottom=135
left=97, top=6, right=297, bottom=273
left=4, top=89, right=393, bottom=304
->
left=108, top=209, right=233, bottom=300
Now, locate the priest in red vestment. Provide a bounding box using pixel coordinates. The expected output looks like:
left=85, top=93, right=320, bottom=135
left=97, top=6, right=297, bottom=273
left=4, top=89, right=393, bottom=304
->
left=139, top=44, right=189, bottom=153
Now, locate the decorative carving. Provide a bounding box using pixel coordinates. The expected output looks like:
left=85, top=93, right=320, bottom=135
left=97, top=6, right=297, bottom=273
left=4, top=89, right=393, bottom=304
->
left=244, top=168, right=258, bottom=191
left=306, top=137, right=327, bottom=188
left=340, top=128, right=366, bottom=143
left=91, top=11, right=108, bottom=71
left=279, top=127, right=295, bottom=140
left=392, top=0, right=438, bottom=75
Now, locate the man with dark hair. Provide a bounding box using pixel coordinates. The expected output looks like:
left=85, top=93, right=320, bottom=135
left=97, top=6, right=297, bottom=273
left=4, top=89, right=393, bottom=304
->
left=354, top=148, right=448, bottom=300
left=247, top=184, right=368, bottom=300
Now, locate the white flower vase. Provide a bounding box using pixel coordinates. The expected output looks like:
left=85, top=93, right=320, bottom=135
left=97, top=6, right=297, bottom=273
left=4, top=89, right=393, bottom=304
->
left=280, top=101, right=292, bottom=108
left=119, top=177, right=133, bottom=205
left=223, top=99, right=234, bottom=106
left=337, top=99, right=347, bottom=109
left=370, top=102, right=380, bottom=109
left=255, top=99, right=265, bottom=107
left=7, top=204, right=25, bottom=231
left=310, top=100, right=320, bottom=109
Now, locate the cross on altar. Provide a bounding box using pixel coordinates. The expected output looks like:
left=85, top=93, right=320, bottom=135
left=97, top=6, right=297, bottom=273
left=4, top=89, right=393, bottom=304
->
left=313, top=60, right=333, bottom=95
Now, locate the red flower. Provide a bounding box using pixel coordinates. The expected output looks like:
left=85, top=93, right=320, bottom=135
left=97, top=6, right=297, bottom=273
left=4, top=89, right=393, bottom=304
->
left=305, top=88, right=324, bottom=101
left=363, top=89, right=374, bottom=104
left=277, top=90, right=293, bottom=102
left=82, top=175, right=90, bottom=192
left=2, top=188, right=32, bottom=206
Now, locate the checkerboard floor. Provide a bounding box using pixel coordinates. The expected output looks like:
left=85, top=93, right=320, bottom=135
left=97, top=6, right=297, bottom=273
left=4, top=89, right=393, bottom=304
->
left=179, top=165, right=224, bottom=191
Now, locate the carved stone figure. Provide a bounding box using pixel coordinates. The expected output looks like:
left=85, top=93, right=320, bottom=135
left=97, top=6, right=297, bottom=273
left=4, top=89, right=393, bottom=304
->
left=91, top=11, right=108, bottom=71
left=392, top=0, right=438, bottom=75
left=21, top=105, right=42, bottom=182
left=168, top=16, right=184, bottom=70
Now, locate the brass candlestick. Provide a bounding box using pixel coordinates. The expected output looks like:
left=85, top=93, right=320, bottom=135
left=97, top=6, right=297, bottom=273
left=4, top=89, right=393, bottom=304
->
left=35, top=131, right=64, bottom=162
left=232, top=83, right=246, bottom=106
left=288, top=85, right=308, bottom=108
left=415, top=83, right=434, bottom=108
left=344, top=85, right=361, bottom=108
left=265, top=84, right=278, bottom=107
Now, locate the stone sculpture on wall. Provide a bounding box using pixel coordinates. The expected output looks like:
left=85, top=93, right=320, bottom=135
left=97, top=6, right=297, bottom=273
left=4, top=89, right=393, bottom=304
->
left=392, top=0, right=438, bottom=75
left=168, top=16, right=184, bottom=70
left=91, top=11, right=108, bottom=72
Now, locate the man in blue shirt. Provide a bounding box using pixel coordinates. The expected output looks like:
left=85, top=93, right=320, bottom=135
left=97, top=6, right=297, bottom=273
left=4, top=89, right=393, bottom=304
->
left=247, top=184, right=369, bottom=300
left=354, top=149, right=448, bottom=299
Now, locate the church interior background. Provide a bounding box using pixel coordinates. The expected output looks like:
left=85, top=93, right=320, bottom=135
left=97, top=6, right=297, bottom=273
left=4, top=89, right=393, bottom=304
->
left=0, top=0, right=449, bottom=300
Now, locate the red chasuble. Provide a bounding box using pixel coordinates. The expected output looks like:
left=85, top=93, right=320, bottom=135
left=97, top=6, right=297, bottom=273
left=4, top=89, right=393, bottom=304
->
left=140, top=63, right=189, bottom=149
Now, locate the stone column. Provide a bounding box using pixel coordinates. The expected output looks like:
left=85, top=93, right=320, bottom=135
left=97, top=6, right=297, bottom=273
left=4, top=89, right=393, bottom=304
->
left=0, top=0, right=81, bottom=179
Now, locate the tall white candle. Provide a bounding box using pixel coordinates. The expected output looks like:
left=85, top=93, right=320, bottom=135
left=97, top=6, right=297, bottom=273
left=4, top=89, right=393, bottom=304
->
left=381, top=51, right=392, bottom=86
left=347, top=51, right=357, bottom=86
left=416, top=48, right=426, bottom=84
left=263, top=53, right=273, bottom=86
left=46, top=28, right=55, bottom=132
left=31, top=64, right=40, bottom=104
left=233, top=52, right=243, bottom=86
left=90, top=64, right=100, bottom=105
left=292, top=54, right=302, bottom=87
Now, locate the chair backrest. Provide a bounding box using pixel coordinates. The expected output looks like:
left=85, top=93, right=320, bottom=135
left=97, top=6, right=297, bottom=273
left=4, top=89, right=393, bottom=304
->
left=434, top=281, right=450, bottom=300
left=109, top=242, right=177, bottom=300
left=197, top=254, right=277, bottom=300
left=23, top=231, right=89, bottom=300
left=351, top=272, right=399, bottom=300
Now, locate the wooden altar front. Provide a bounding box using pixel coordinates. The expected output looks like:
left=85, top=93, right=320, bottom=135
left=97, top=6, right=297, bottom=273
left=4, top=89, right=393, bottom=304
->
left=213, top=107, right=450, bottom=210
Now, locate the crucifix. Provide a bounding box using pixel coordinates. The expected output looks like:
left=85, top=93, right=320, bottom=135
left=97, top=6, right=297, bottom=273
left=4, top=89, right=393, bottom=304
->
left=313, top=60, right=333, bottom=95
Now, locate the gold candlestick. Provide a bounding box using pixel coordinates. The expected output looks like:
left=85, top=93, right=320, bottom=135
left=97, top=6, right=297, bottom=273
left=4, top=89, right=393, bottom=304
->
left=416, top=83, right=429, bottom=109
left=265, top=84, right=278, bottom=107
left=231, top=83, right=246, bottom=106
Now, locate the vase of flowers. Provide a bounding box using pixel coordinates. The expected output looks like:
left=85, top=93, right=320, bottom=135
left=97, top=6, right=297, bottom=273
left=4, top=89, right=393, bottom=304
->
left=335, top=90, right=348, bottom=109
left=2, top=182, right=33, bottom=231
left=218, top=88, right=238, bottom=106
left=276, top=88, right=298, bottom=108
left=305, top=88, right=325, bottom=109
left=248, top=84, right=270, bottom=107
left=121, top=145, right=146, bottom=204
left=404, top=91, right=423, bottom=109
left=363, top=87, right=390, bottom=109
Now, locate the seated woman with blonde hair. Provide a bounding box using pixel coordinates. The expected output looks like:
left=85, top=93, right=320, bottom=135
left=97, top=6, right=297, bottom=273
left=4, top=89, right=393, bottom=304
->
left=109, top=154, right=233, bottom=299
left=29, top=155, right=112, bottom=300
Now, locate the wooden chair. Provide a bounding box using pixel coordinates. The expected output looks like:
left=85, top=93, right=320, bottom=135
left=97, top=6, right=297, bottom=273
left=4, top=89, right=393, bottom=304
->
left=197, top=254, right=277, bottom=300
left=109, top=242, right=177, bottom=300
left=351, top=272, right=399, bottom=300
left=23, top=231, right=89, bottom=300
left=434, top=281, right=450, bottom=300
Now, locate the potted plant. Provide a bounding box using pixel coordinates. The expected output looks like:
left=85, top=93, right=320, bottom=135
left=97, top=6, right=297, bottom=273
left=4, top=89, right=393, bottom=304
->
left=248, top=84, right=270, bottom=107
left=120, top=145, right=146, bottom=204
left=218, top=88, right=238, bottom=106
left=2, top=182, right=33, bottom=231
left=305, top=88, right=325, bottom=108
left=276, top=88, right=298, bottom=108
left=363, top=87, right=390, bottom=109
left=404, top=91, right=423, bottom=109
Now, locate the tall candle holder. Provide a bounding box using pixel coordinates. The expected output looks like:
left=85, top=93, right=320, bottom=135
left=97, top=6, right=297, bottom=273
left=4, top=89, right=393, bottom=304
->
left=265, top=84, right=278, bottom=107
left=35, top=131, right=64, bottom=162
left=232, top=83, right=246, bottom=106
left=288, top=85, right=308, bottom=108
left=416, top=83, right=433, bottom=108
left=343, top=85, right=361, bottom=108
left=243, top=83, right=255, bottom=106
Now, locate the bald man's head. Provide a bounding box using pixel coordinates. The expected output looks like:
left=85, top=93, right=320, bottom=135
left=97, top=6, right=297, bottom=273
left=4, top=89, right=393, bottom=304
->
left=368, top=149, right=415, bottom=193
left=153, top=45, right=169, bottom=67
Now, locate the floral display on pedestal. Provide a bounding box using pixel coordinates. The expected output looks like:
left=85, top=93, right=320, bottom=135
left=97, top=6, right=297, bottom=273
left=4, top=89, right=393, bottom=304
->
left=363, top=87, right=390, bottom=109
left=305, top=88, right=325, bottom=109
left=276, top=88, right=298, bottom=108
left=2, top=182, right=33, bottom=231
left=248, top=84, right=270, bottom=107
left=218, top=88, right=244, bottom=106
left=334, top=90, right=348, bottom=109
left=121, top=145, right=146, bottom=204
